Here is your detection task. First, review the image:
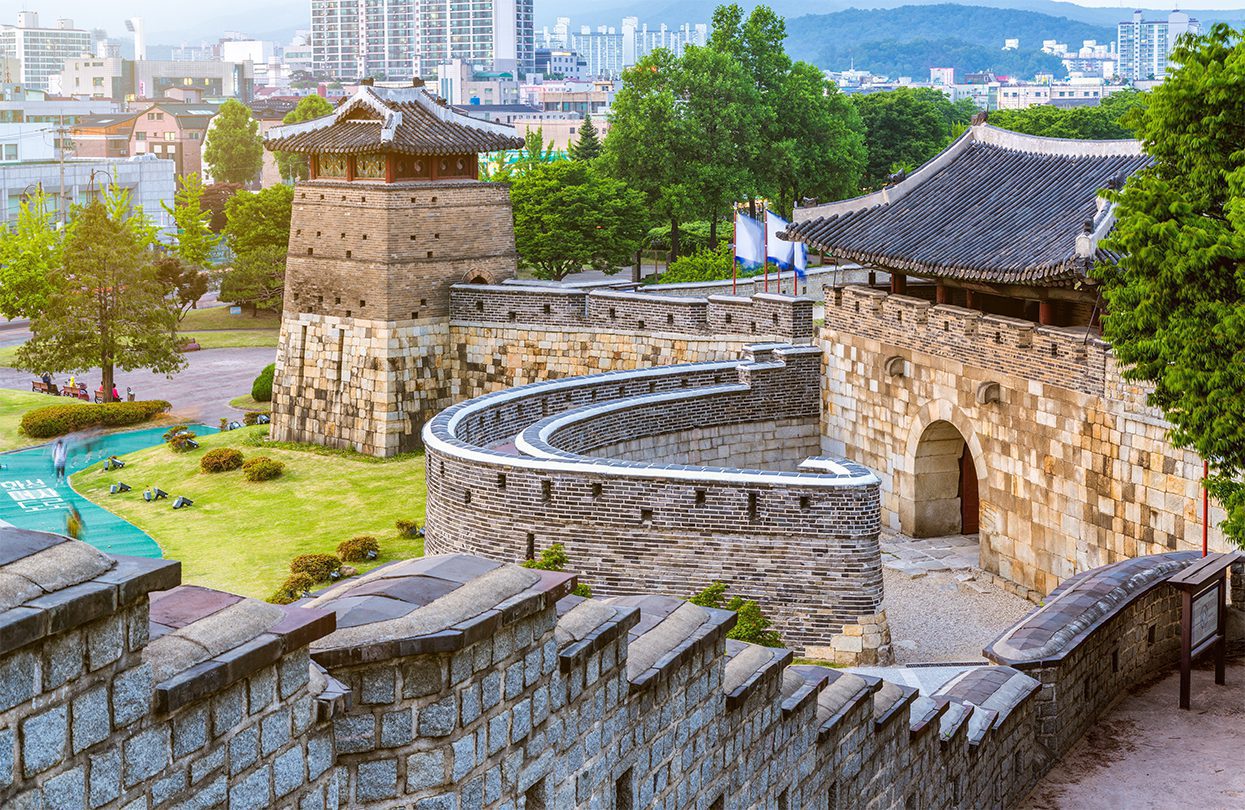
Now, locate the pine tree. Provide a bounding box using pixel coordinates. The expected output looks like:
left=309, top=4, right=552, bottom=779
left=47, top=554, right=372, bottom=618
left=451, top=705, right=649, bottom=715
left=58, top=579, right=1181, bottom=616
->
left=569, top=113, right=601, bottom=161
left=203, top=99, right=264, bottom=185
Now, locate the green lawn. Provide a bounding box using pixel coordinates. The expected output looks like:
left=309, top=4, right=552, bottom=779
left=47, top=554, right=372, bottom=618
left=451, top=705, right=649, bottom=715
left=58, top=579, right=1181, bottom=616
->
left=180, top=307, right=280, bottom=331
left=72, top=425, right=426, bottom=599
left=0, top=389, right=63, bottom=451
left=185, top=330, right=280, bottom=350
left=229, top=394, right=272, bottom=413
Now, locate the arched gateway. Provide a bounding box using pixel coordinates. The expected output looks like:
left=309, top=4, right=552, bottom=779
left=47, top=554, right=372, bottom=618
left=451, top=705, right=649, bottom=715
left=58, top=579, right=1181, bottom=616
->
left=910, top=420, right=980, bottom=536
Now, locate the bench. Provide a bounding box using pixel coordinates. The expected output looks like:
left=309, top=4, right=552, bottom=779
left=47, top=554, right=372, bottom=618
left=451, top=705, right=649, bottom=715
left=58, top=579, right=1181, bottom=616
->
left=61, top=384, right=90, bottom=401
left=31, top=381, right=59, bottom=396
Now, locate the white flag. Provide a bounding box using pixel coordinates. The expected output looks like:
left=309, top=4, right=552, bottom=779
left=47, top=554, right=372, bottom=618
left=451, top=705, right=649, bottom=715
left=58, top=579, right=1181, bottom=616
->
left=734, top=211, right=764, bottom=271
left=766, top=210, right=795, bottom=271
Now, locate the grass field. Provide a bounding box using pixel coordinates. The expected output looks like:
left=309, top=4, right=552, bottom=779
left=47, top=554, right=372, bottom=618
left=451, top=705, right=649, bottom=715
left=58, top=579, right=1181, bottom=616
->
left=0, top=389, right=63, bottom=452
left=180, top=307, right=280, bottom=331
left=229, top=394, right=272, bottom=413
left=186, top=330, right=280, bottom=350
left=72, top=425, right=426, bottom=598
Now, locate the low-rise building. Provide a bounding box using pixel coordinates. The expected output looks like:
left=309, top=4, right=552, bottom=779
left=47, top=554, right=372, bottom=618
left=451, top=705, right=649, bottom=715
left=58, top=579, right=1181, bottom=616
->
left=68, top=111, right=140, bottom=159
left=129, top=101, right=218, bottom=177
left=0, top=153, right=174, bottom=229
left=55, top=57, right=255, bottom=102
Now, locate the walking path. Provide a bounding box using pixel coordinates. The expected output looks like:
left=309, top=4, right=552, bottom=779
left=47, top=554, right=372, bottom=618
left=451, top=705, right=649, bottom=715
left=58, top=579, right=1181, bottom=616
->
left=0, top=424, right=214, bottom=558
left=0, top=347, right=276, bottom=422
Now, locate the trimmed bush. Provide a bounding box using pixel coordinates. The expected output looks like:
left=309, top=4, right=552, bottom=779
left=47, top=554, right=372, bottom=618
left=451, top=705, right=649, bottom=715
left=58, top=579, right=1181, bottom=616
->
left=242, top=456, right=284, bottom=482
left=242, top=411, right=261, bottom=426
left=163, top=425, right=198, bottom=453
left=268, top=572, right=315, bottom=605
left=395, top=519, right=420, bottom=538
left=200, top=447, right=244, bottom=473
left=289, top=553, right=341, bottom=581
left=19, top=400, right=172, bottom=439
left=252, top=363, right=275, bottom=402
left=337, top=535, right=379, bottom=563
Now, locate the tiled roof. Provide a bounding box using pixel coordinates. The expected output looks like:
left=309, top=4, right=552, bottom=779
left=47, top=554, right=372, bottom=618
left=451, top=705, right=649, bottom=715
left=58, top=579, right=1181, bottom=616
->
left=786, top=124, right=1152, bottom=287
left=263, top=85, right=525, bottom=156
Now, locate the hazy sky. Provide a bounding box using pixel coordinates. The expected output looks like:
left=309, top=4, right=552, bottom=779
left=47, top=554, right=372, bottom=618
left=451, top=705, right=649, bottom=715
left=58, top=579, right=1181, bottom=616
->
left=13, top=0, right=1245, bottom=40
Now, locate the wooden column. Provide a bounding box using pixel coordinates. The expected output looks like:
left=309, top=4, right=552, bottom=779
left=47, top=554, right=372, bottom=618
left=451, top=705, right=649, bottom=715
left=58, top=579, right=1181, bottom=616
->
left=964, top=290, right=976, bottom=309
left=891, top=273, right=907, bottom=295
left=384, top=153, right=396, bottom=183
left=936, top=282, right=950, bottom=304
left=1038, top=300, right=1056, bottom=326
left=345, top=155, right=355, bottom=182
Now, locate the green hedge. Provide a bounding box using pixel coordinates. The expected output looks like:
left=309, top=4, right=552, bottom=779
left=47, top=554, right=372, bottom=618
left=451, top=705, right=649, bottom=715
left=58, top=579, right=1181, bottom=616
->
left=252, top=363, right=275, bottom=402
left=200, top=447, right=244, bottom=473
left=242, top=456, right=284, bottom=482
left=20, top=400, right=172, bottom=439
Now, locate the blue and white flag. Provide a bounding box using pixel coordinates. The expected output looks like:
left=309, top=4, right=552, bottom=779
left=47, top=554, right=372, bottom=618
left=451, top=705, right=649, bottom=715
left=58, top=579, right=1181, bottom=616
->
left=766, top=210, right=796, bottom=271
left=734, top=211, right=764, bottom=271
left=793, top=239, right=808, bottom=280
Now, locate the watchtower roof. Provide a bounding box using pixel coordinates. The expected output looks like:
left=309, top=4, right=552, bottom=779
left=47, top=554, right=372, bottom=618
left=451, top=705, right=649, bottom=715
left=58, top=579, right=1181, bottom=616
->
left=787, top=124, right=1152, bottom=287
left=263, top=85, right=525, bottom=156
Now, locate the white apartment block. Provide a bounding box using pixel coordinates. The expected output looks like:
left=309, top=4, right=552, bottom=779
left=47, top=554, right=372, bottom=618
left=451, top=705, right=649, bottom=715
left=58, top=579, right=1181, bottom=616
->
left=0, top=12, right=92, bottom=93
left=1117, top=10, right=1198, bottom=82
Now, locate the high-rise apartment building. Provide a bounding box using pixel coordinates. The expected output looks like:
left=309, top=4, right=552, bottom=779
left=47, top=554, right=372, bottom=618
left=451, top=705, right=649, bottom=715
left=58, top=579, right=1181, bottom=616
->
left=311, top=0, right=533, bottom=82
left=0, top=12, right=92, bottom=93
left=1117, top=10, right=1198, bottom=82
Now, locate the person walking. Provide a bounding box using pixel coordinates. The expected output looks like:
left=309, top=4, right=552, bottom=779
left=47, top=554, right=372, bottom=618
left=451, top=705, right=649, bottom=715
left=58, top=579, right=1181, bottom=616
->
left=52, top=439, right=67, bottom=484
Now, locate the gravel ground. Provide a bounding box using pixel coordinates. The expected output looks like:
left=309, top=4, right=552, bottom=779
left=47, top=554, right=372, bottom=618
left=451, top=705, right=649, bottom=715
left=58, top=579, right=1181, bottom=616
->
left=883, top=566, right=1034, bottom=663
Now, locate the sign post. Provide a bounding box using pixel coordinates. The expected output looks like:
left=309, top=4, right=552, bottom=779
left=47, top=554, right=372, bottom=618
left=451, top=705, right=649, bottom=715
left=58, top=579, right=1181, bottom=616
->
left=1169, top=551, right=1238, bottom=709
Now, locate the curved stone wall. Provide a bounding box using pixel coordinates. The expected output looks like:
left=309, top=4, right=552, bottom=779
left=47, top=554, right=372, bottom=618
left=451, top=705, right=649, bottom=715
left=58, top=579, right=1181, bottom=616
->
left=422, top=344, right=883, bottom=653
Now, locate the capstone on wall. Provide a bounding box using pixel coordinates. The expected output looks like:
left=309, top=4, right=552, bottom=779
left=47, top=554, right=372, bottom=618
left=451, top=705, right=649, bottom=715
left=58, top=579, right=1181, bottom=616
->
left=821, top=285, right=1229, bottom=596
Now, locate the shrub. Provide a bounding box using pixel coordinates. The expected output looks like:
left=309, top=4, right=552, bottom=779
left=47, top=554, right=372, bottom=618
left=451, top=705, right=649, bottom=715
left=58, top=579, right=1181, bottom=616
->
left=337, top=535, right=379, bottom=562
left=200, top=447, right=244, bottom=473
left=689, top=581, right=783, bottom=647
left=395, top=519, right=420, bottom=538
left=243, top=411, right=261, bottom=426
left=163, top=425, right=198, bottom=453
left=289, top=553, right=341, bottom=581
left=242, top=455, right=284, bottom=481
left=521, top=542, right=592, bottom=597
left=252, top=363, right=275, bottom=402
left=19, top=400, right=172, bottom=439
left=268, top=572, right=315, bottom=604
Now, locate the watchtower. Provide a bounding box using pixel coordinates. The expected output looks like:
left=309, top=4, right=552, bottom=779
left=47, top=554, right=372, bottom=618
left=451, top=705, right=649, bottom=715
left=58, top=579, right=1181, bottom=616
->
left=264, top=83, right=524, bottom=456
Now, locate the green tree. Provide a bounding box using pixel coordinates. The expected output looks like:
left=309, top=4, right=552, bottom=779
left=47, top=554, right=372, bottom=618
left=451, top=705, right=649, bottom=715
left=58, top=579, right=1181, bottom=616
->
left=275, top=95, right=335, bottom=181
left=16, top=194, right=184, bottom=401
left=510, top=160, right=647, bottom=281
left=161, top=172, right=218, bottom=301
left=221, top=184, right=292, bottom=313
left=154, top=255, right=209, bottom=323
left=602, top=49, right=694, bottom=261
left=853, top=86, right=972, bottom=188
left=1093, top=24, right=1245, bottom=543
left=988, top=90, right=1147, bottom=140
left=203, top=99, right=264, bottom=185
left=0, top=189, right=61, bottom=320
left=689, top=581, right=783, bottom=647
left=568, top=113, right=601, bottom=161
left=519, top=542, right=592, bottom=597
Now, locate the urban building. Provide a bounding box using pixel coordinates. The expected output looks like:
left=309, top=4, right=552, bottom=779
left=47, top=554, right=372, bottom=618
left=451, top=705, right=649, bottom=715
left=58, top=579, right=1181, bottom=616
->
left=434, top=59, right=521, bottom=106
left=55, top=57, right=255, bottom=102
left=522, top=79, right=615, bottom=115
left=221, top=38, right=277, bottom=87
left=0, top=122, right=56, bottom=162
left=0, top=84, right=121, bottom=125
left=0, top=12, right=92, bottom=93
left=419, top=0, right=535, bottom=79
left=929, top=67, right=954, bottom=86
left=67, top=111, right=140, bottom=158
left=534, top=48, right=584, bottom=79
left=129, top=101, right=219, bottom=177
left=1117, top=10, right=1198, bottom=82
left=0, top=152, right=174, bottom=228
left=456, top=102, right=542, bottom=125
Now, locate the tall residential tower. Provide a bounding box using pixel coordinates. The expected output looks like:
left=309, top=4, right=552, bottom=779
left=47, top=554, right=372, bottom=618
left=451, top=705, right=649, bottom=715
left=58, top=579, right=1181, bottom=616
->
left=1116, top=10, right=1198, bottom=82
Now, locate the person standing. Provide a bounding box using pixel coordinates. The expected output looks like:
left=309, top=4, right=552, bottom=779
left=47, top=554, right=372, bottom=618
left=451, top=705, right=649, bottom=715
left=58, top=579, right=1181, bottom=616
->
left=52, top=439, right=67, bottom=484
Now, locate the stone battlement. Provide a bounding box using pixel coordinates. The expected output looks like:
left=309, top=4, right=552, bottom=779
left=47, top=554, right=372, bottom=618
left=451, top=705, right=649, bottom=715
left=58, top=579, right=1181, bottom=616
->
left=422, top=345, right=881, bottom=653
left=450, top=283, right=816, bottom=344
left=0, top=526, right=1212, bottom=808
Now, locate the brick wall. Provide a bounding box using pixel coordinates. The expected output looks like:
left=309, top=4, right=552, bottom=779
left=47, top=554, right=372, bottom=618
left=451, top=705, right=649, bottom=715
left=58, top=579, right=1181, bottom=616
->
left=422, top=346, right=883, bottom=653
left=822, top=285, right=1228, bottom=596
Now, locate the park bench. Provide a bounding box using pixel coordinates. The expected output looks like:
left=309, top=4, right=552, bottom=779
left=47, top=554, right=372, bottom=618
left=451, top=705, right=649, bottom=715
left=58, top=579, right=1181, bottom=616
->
left=30, top=380, right=59, bottom=396
left=61, top=383, right=90, bottom=401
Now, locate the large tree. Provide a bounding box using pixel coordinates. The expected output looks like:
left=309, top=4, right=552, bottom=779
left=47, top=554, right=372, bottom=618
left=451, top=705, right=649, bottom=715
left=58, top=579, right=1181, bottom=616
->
left=275, top=94, right=335, bottom=182
left=853, top=87, right=974, bottom=188
left=989, top=89, right=1146, bottom=140
left=510, top=160, right=647, bottom=281
left=220, top=184, right=293, bottom=314
left=0, top=189, right=61, bottom=320
left=203, top=99, right=264, bottom=185
left=1093, top=24, right=1245, bottom=543
left=568, top=113, right=601, bottom=161
left=16, top=193, right=184, bottom=400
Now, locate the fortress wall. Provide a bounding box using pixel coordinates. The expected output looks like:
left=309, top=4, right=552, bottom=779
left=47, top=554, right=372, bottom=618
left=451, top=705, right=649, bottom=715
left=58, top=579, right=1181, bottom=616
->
left=822, top=285, right=1227, bottom=597
left=422, top=348, right=882, bottom=653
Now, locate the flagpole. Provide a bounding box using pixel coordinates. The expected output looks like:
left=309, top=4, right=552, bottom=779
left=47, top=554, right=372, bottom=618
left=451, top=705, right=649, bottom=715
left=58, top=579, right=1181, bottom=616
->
left=731, top=207, right=737, bottom=296
left=762, top=203, right=769, bottom=294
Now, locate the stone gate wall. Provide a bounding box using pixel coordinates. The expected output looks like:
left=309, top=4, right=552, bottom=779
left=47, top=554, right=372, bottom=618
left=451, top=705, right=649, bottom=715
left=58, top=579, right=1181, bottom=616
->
left=821, top=285, right=1229, bottom=597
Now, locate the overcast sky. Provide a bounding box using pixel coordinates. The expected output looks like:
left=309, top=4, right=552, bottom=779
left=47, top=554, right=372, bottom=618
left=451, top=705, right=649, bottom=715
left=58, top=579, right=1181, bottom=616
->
left=13, top=0, right=1245, bottom=41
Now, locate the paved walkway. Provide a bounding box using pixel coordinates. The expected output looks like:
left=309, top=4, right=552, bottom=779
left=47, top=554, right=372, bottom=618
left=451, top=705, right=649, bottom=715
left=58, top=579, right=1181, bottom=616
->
left=0, top=346, right=276, bottom=423
left=1022, top=661, right=1245, bottom=808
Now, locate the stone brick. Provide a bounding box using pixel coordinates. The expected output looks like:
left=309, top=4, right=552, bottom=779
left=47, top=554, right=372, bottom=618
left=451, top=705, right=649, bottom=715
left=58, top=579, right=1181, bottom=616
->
left=356, top=758, right=398, bottom=802
left=380, top=709, right=412, bottom=748
left=361, top=666, right=396, bottom=704
left=228, top=764, right=272, bottom=810
left=333, top=714, right=375, bottom=754
left=45, top=630, right=84, bottom=690
left=273, top=745, right=306, bottom=797
left=152, top=768, right=187, bottom=807
left=0, top=651, right=37, bottom=712
left=86, top=614, right=124, bottom=670
left=172, top=705, right=209, bottom=758
left=212, top=684, right=246, bottom=737
left=88, top=749, right=120, bottom=808
left=123, top=727, right=169, bottom=787
left=22, top=704, right=68, bottom=776
left=417, top=695, right=456, bottom=737
left=307, top=733, right=333, bottom=780
left=0, top=728, right=13, bottom=789
left=248, top=668, right=277, bottom=714
left=261, top=708, right=291, bottom=756
left=72, top=685, right=111, bottom=753
left=44, top=764, right=86, bottom=809
left=278, top=651, right=310, bottom=699
left=112, top=662, right=153, bottom=728
left=406, top=751, right=447, bottom=792
left=229, top=725, right=259, bottom=775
